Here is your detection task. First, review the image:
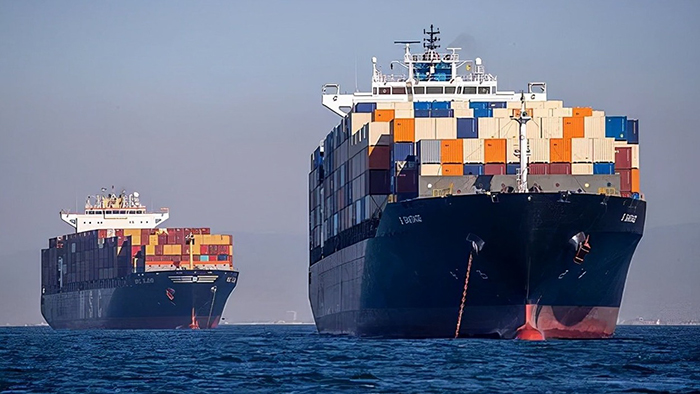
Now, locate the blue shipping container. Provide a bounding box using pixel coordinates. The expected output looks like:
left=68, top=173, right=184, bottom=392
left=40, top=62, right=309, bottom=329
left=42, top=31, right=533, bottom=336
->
left=605, top=116, right=627, bottom=140
left=469, top=101, right=489, bottom=110
left=431, top=109, right=454, bottom=118
left=507, top=163, right=521, bottom=175
left=355, top=102, right=377, bottom=113
left=217, top=254, right=228, bottom=261
left=488, top=102, right=507, bottom=109
left=593, top=163, right=615, bottom=175
left=413, top=102, right=431, bottom=111
left=463, top=164, right=484, bottom=175
left=415, top=109, right=431, bottom=118
left=626, top=119, right=639, bottom=144
left=392, top=142, right=414, bottom=162
left=417, top=140, right=441, bottom=164
left=430, top=101, right=451, bottom=110
left=200, top=255, right=210, bottom=262
left=457, top=118, right=478, bottom=138
left=473, top=108, right=493, bottom=118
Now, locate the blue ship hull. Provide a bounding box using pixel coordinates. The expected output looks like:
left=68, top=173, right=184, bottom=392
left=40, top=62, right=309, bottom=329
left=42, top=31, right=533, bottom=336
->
left=309, top=192, right=645, bottom=339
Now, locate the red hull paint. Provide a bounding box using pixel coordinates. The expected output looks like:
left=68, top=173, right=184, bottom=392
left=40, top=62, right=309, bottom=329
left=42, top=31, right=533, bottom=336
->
left=517, top=304, right=619, bottom=340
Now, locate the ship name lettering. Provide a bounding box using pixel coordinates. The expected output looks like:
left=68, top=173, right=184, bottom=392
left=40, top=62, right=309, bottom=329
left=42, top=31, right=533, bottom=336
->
left=134, top=278, right=154, bottom=285
left=399, top=215, right=422, bottom=225
left=620, top=213, right=637, bottom=223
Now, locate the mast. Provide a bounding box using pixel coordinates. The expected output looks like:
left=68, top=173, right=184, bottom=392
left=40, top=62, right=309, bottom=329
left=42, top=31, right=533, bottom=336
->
left=511, top=93, right=532, bottom=192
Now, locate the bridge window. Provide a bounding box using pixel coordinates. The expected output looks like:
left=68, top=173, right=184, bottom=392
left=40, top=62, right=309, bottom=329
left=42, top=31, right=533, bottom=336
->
left=445, top=87, right=456, bottom=94
left=106, top=210, right=112, bottom=214
left=120, top=210, right=126, bottom=214
left=426, top=86, right=443, bottom=94
left=463, top=86, right=476, bottom=94
left=413, top=86, right=425, bottom=94
left=372, top=87, right=377, bottom=95
left=478, top=86, right=490, bottom=94
left=378, top=87, right=390, bottom=95
left=392, top=87, right=406, bottom=94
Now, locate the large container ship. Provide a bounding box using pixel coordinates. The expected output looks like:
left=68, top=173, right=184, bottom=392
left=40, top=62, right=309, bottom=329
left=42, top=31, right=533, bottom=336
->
left=308, top=26, right=646, bottom=339
left=41, top=188, right=239, bottom=329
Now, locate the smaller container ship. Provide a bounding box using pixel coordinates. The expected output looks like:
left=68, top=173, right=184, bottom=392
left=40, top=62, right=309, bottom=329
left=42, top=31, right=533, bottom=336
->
left=40, top=188, right=239, bottom=329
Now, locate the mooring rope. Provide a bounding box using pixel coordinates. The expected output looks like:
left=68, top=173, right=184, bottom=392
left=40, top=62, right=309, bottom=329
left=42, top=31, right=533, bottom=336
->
left=455, top=252, right=474, bottom=339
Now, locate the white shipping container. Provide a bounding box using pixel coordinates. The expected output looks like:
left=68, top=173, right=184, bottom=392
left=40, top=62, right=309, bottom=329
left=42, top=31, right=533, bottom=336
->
left=529, top=138, right=550, bottom=163
left=463, top=139, right=485, bottom=163
left=630, top=144, right=640, bottom=168
left=493, top=108, right=511, bottom=118
left=507, top=101, right=522, bottom=109
left=415, top=118, right=436, bottom=141
left=435, top=118, right=457, bottom=139
left=350, top=112, right=372, bottom=135
left=584, top=116, right=606, bottom=139
left=572, top=163, right=593, bottom=175
left=571, top=138, right=593, bottom=162
left=544, top=100, right=564, bottom=110
left=507, top=138, right=520, bottom=163
left=527, top=101, right=546, bottom=109
left=420, top=164, right=441, bottom=176
left=499, top=119, right=518, bottom=139
left=450, top=101, right=470, bottom=110
left=394, top=109, right=414, bottom=118
left=540, top=117, right=564, bottom=138
left=549, top=108, right=573, bottom=117
left=453, top=108, right=474, bottom=118
left=592, top=110, right=605, bottom=118
left=376, top=102, right=395, bottom=110
left=478, top=118, right=499, bottom=139
left=368, top=122, right=391, bottom=146
left=592, top=138, right=615, bottom=162
left=394, top=102, right=413, bottom=110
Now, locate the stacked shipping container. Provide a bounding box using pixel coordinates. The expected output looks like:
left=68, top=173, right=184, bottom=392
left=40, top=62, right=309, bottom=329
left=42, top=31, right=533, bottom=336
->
left=309, top=99, right=640, bottom=249
left=41, top=228, right=234, bottom=294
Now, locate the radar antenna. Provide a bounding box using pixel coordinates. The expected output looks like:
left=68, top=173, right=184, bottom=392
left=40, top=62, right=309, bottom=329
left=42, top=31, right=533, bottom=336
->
left=423, top=24, right=441, bottom=52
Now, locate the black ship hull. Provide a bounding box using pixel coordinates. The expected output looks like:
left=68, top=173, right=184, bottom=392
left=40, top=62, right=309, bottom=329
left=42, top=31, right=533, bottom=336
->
left=41, top=270, right=238, bottom=329
left=309, top=192, right=645, bottom=339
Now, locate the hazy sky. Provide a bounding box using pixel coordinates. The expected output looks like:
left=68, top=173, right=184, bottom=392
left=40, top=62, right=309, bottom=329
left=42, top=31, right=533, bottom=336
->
left=1, top=1, right=699, bottom=325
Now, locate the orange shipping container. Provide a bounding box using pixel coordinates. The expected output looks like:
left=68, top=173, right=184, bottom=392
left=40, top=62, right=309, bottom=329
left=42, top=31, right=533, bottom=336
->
left=563, top=117, right=584, bottom=139
left=631, top=168, right=640, bottom=193
left=442, top=164, right=463, bottom=176
left=373, top=109, right=395, bottom=122
left=441, top=139, right=464, bottom=164
left=392, top=118, right=415, bottom=142
left=550, top=138, right=572, bottom=163
left=484, top=139, right=507, bottom=163
left=572, top=107, right=593, bottom=117
left=368, top=146, right=391, bottom=170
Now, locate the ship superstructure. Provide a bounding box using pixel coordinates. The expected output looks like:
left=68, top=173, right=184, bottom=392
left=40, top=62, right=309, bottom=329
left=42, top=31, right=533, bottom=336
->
left=308, top=27, right=645, bottom=339
left=41, top=188, right=239, bottom=329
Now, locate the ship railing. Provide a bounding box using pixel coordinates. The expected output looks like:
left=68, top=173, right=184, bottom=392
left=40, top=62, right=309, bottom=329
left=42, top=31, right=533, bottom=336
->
left=374, top=73, right=497, bottom=83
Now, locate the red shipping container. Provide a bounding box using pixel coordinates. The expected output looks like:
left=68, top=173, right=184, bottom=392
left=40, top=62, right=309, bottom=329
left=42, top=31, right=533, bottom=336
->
left=131, top=246, right=141, bottom=257
left=529, top=163, right=550, bottom=175
left=200, top=245, right=209, bottom=255
left=158, top=234, right=168, bottom=244
left=202, top=228, right=211, bottom=235
left=155, top=245, right=164, bottom=255
left=484, top=163, right=506, bottom=175
left=615, top=146, right=632, bottom=170
left=208, top=245, right=217, bottom=255
left=550, top=163, right=572, bottom=175
left=620, top=191, right=632, bottom=198
left=617, top=169, right=632, bottom=192
left=141, top=229, right=150, bottom=241
left=98, top=229, right=107, bottom=239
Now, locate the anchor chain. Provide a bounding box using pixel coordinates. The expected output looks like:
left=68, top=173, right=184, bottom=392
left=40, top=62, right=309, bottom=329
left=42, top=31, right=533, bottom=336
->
left=454, top=252, right=474, bottom=339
